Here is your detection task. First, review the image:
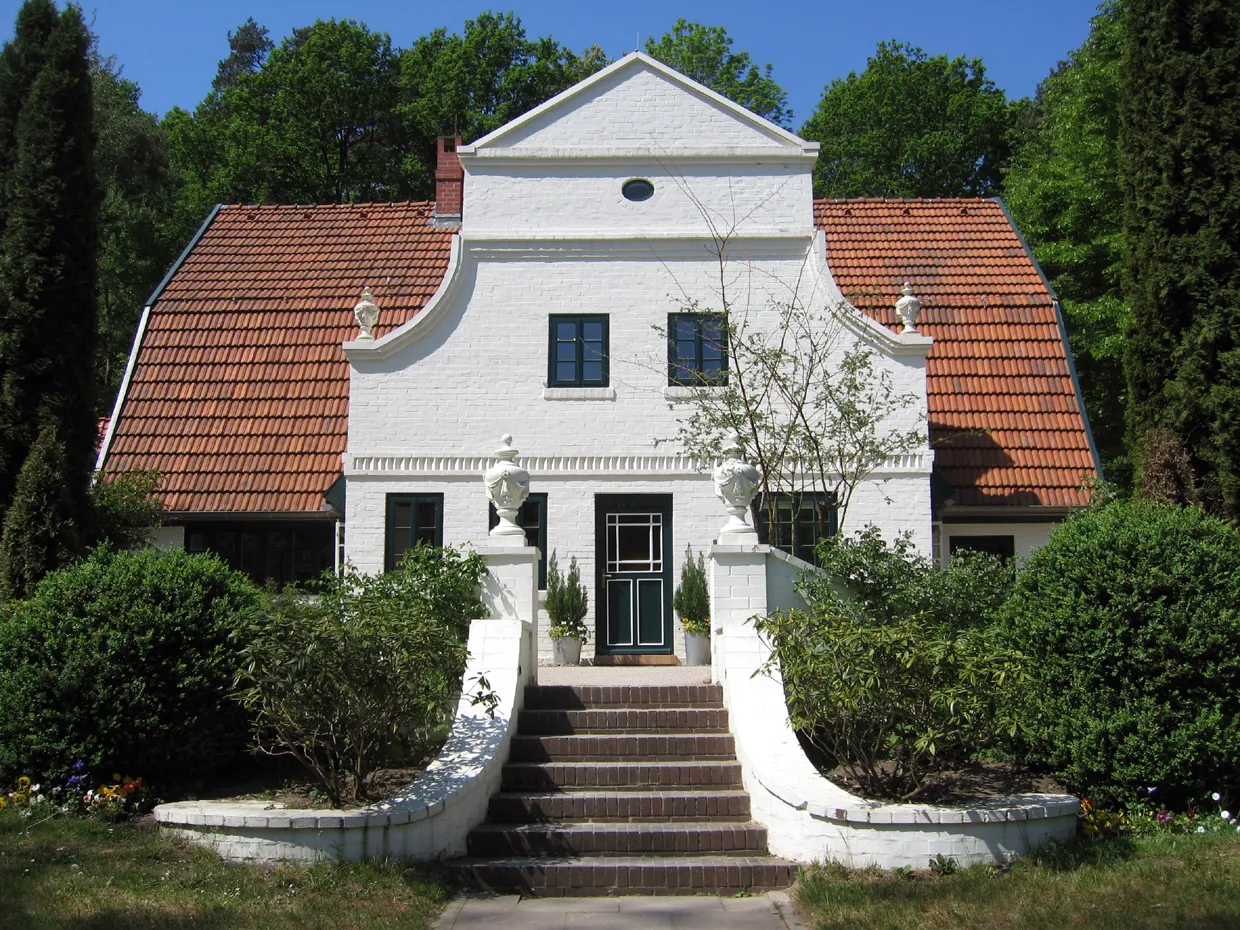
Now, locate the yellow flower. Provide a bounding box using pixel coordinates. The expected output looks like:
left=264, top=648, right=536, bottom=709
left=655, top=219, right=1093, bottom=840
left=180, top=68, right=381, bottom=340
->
left=16, top=777, right=30, bottom=790
left=0, top=798, right=7, bottom=810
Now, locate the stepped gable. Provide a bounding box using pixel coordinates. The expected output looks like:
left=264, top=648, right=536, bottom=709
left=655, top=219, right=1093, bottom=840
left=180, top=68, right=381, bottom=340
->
left=816, top=198, right=1098, bottom=507
left=100, top=198, right=1097, bottom=514
left=445, top=683, right=797, bottom=896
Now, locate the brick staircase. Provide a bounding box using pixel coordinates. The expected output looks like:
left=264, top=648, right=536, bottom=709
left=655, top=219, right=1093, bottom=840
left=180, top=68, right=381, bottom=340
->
left=444, top=682, right=797, bottom=896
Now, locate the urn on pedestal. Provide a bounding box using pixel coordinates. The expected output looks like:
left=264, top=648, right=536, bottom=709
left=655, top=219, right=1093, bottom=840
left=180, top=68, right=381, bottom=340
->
left=484, top=434, right=529, bottom=542
left=713, top=433, right=761, bottom=541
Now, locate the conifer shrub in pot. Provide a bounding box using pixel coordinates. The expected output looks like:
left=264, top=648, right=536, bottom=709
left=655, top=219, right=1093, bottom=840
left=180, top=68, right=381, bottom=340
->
left=0, top=546, right=263, bottom=788
left=1001, top=499, right=1240, bottom=806
left=232, top=545, right=487, bottom=807
left=673, top=545, right=711, bottom=665
left=545, top=551, right=589, bottom=665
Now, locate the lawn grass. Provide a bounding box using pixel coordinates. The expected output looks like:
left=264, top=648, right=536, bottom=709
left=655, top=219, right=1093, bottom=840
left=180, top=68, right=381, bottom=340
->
left=795, top=832, right=1240, bottom=929
left=0, top=809, right=449, bottom=929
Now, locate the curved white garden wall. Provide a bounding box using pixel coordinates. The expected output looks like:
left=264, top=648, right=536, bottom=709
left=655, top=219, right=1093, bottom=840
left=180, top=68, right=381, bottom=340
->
left=154, top=545, right=539, bottom=864
left=711, top=543, right=1078, bottom=869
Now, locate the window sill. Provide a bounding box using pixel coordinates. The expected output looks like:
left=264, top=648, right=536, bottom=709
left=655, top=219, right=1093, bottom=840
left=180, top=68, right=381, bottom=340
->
left=542, top=386, right=617, bottom=401
left=664, top=384, right=725, bottom=399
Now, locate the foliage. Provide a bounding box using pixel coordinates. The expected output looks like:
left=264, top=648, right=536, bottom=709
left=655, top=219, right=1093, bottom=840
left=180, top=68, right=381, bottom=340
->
left=666, top=290, right=924, bottom=536
left=212, top=17, right=273, bottom=93
left=399, top=11, right=606, bottom=191
left=757, top=531, right=1022, bottom=800
left=799, top=526, right=1014, bottom=631
left=87, top=469, right=161, bottom=551
left=0, top=1, right=98, bottom=518
left=1120, top=0, right=1240, bottom=517
left=544, top=550, right=589, bottom=642
left=801, top=41, right=1019, bottom=198
left=90, top=41, right=185, bottom=407
left=0, top=546, right=262, bottom=787
left=672, top=545, right=710, bottom=636
left=1001, top=499, right=1240, bottom=806
left=757, top=603, right=1028, bottom=801
left=0, top=427, right=83, bottom=600
left=1004, top=2, right=1128, bottom=485
left=1078, top=798, right=1130, bottom=841
left=231, top=546, right=486, bottom=806
left=645, top=20, right=790, bottom=125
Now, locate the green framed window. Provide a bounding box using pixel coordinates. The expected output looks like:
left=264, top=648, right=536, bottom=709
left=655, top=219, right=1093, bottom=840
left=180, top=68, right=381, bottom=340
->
left=549, top=315, right=608, bottom=387
left=385, top=493, right=443, bottom=571
left=489, top=493, right=548, bottom=588
left=668, top=313, right=727, bottom=386
left=755, top=492, right=838, bottom=563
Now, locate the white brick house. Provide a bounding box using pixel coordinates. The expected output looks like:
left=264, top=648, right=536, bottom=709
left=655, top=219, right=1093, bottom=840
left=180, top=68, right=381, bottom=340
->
left=99, top=53, right=1100, bottom=664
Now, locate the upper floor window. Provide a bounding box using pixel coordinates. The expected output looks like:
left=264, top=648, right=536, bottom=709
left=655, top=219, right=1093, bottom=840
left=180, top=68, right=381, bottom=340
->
left=549, top=315, right=608, bottom=387
left=755, top=492, right=837, bottom=564
left=668, top=313, right=727, bottom=386
left=386, top=493, right=443, bottom=571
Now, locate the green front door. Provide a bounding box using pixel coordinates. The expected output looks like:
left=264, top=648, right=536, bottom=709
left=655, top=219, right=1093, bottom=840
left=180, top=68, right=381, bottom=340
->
left=595, top=495, right=673, bottom=655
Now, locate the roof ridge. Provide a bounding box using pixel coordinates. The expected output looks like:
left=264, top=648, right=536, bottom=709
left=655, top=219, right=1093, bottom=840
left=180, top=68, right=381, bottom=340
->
left=220, top=201, right=434, bottom=211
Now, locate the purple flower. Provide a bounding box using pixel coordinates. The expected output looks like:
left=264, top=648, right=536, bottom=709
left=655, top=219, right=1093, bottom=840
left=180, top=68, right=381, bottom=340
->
left=71, top=760, right=86, bottom=772
left=1147, top=786, right=1157, bottom=795
left=1156, top=811, right=1173, bottom=823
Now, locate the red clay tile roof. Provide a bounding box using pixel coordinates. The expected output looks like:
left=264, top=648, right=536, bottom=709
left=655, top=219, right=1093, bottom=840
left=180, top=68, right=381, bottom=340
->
left=102, top=197, right=1098, bottom=513
left=817, top=198, right=1098, bottom=507
left=102, top=202, right=453, bottom=512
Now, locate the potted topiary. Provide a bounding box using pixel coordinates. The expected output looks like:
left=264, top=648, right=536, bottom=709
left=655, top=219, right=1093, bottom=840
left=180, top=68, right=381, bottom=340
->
left=673, top=545, right=711, bottom=666
left=545, top=551, right=589, bottom=665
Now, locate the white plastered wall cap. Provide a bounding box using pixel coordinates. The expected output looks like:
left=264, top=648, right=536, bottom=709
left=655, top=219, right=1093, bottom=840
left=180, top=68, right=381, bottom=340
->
left=459, top=52, right=820, bottom=159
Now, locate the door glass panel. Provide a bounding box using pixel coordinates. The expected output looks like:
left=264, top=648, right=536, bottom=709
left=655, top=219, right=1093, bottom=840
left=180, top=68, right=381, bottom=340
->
left=607, top=513, right=661, bottom=573
left=637, top=578, right=664, bottom=645
left=607, top=579, right=634, bottom=646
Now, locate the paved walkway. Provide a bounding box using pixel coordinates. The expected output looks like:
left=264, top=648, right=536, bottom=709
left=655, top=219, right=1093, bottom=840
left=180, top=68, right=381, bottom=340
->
left=433, top=892, right=806, bottom=929
left=536, top=665, right=713, bottom=686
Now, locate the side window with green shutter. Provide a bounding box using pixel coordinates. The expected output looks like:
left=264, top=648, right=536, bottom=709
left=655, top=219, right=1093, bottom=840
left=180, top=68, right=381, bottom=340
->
left=385, top=493, right=443, bottom=570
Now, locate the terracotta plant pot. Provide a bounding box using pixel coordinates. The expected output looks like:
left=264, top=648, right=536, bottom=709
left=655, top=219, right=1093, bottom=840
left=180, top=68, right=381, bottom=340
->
left=552, top=636, right=582, bottom=666
left=684, top=629, right=710, bottom=666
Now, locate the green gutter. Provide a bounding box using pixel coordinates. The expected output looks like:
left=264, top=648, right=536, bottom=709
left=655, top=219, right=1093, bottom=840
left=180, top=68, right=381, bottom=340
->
left=143, top=203, right=224, bottom=307
left=992, top=197, right=1105, bottom=483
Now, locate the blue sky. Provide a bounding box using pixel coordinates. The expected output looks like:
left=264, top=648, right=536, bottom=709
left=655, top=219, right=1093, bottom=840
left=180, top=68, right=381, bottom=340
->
left=2, top=1, right=1100, bottom=126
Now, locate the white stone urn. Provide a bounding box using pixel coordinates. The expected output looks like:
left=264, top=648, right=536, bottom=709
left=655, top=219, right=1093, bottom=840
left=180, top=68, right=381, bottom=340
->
left=484, top=434, right=530, bottom=540
left=895, top=282, right=922, bottom=334
left=713, top=433, right=761, bottom=541
left=353, top=287, right=380, bottom=340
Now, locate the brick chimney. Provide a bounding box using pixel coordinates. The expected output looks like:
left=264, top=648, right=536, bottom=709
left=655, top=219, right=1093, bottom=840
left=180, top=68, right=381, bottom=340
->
left=431, top=135, right=463, bottom=227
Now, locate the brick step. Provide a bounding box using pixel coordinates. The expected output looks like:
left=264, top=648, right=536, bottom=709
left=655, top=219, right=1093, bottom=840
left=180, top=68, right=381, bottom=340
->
left=501, top=760, right=744, bottom=792
left=523, top=684, right=723, bottom=711
left=488, top=790, right=751, bottom=823
left=444, top=855, right=797, bottom=896
left=509, top=733, right=735, bottom=763
left=517, top=707, right=729, bottom=735
left=466, top=821, right=768, bottom=858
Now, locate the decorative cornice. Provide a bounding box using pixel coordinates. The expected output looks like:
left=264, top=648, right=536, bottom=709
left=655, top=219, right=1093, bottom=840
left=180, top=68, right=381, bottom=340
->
left=343, top=451, right=933, bottom=479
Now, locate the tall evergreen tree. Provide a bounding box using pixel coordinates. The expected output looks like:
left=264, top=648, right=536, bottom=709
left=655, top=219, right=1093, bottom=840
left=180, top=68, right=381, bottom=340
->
left=1120, top=0, right=1240, bottom=515
left=0, top=2, right=98, bottom=517
left=0, top=425, right=81, bottom=599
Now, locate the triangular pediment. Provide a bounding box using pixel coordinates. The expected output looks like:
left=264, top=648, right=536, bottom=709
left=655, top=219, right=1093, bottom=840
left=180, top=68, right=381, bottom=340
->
left=464, top=52, right=816, bottom=158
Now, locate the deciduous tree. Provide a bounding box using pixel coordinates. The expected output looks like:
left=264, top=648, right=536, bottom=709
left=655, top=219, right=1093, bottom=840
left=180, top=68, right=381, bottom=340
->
left=801, top=41, right=1018, bottom=198
left=1005, top=3, right=1128, bottom=484
left=645, top=20, right=790, bottom=126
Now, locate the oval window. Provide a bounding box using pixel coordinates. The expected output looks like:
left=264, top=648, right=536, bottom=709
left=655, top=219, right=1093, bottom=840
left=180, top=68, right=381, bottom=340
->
left=622, top=178, right=655, bottom=202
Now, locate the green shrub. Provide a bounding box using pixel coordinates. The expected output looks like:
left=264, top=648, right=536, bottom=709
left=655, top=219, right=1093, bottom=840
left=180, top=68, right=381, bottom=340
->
left=232, top=546, right=487, bottom=806
left=545, top=551, right=589, bottom=642
left=672, top=545, right=710, bottom=636
left=88, top=469, right=162, bottom=551
left=1001, top=500, right=1240, bottom=805
left=0, top=547, right=263, bottom=787
left=756, top=529, right=1023, bottom=800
